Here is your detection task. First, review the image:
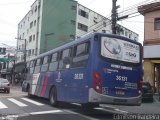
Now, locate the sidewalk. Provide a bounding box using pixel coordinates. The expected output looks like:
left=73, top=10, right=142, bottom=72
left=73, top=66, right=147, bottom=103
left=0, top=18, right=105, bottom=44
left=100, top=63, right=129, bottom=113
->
left=0, top=84, right=27, bottom=98
left=154, top=93, right=160, bottom=103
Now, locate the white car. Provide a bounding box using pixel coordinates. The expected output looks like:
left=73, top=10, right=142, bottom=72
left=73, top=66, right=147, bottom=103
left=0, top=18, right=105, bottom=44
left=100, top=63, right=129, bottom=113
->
left=0, top=78, right=10, bottom=93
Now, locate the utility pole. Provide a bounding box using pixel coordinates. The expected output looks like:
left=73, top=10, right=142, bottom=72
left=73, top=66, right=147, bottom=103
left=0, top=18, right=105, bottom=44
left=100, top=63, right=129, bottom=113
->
left=15, top=38, right=27, bottom=63
left=112, top=0, right=117, bottom=34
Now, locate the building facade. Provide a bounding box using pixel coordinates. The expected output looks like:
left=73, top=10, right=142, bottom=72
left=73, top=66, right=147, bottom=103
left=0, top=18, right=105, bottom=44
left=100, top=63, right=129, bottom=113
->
left=17, top=0, right=139, bottom=62
left=0, top=44, right=16, bottom=81
left=138, top=2, right=160, bottom=93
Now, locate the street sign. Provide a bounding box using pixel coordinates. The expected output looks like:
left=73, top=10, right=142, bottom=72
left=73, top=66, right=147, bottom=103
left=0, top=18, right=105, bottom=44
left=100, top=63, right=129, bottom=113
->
left=0, top=47, right=6, bottom=55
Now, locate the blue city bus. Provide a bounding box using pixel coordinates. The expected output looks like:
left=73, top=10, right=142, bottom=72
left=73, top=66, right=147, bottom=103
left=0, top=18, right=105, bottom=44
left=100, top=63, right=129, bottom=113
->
left=22, top=33, right=143, bottom=107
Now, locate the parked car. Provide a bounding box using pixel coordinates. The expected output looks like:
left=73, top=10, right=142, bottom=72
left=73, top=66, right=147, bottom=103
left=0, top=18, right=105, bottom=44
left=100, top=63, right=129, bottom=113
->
left=0, top=78, right=10, bottom=93
left=142, top=81, right=153, bottom=102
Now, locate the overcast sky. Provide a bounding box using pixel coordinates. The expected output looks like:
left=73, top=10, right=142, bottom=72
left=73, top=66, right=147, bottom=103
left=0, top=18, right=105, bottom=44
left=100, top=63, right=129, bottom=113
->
left=0, top=0, right=145, bottom=47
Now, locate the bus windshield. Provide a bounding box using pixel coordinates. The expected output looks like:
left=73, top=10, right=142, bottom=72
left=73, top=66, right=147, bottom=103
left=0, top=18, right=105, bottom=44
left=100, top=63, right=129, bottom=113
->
left=101, top=36, right=140, bottom=63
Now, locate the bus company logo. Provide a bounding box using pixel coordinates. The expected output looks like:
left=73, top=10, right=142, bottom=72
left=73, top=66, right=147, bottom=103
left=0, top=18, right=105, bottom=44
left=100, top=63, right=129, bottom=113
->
left=104, top=39, right=121, bottom=55
left=123, top=42, right=139, bottom=50
left=56, top=71, right=62, bottom=82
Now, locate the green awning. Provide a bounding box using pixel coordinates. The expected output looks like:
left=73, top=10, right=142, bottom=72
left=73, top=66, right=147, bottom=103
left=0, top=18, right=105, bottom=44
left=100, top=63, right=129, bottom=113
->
left=0, top=58, right=10, bottom=62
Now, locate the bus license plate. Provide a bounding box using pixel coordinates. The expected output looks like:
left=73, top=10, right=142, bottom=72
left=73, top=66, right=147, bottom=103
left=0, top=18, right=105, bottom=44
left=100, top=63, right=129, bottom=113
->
left=116, top=90, right=125, bottom=95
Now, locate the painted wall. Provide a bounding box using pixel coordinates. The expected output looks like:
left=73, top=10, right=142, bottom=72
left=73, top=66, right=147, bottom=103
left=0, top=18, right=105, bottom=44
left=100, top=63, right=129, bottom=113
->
left=143, top=60, right=154, bottom=86
left=144, top=10, right=160, bottom=45
left=40, top=0, right=77, bottom=53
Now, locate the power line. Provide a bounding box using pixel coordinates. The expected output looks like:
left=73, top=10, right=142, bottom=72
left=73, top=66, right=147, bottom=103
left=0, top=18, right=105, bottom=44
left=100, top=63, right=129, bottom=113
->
left=77, top=20, right=112, bottom=37
left=118, top=0, right=158, bottom=18
left=82, top=0, right=153, bottom=35
left=118, top=0, right=154, bottom=15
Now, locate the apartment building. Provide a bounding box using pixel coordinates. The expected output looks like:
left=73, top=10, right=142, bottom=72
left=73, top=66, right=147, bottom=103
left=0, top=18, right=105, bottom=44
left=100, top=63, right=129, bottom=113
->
left=17, top=0, right=139, bottom=62
left=138, top=2, right=160, bottom=92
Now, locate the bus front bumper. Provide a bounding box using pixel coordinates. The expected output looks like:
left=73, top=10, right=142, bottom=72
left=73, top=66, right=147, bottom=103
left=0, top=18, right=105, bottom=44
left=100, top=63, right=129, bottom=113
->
left=89, top=88, right=142, bottom=106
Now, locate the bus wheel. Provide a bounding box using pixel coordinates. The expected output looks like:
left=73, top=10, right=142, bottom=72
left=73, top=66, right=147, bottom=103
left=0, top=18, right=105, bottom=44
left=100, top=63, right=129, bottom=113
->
left=49, top=87, right=58, bottom=107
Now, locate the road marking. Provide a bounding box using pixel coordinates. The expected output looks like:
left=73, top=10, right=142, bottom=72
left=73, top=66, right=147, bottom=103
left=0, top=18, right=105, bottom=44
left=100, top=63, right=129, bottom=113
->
left=0, top=110, right=63, bottom=119
left=8, top=98, right=27, bottom=107
left=94, top=107, right=106, bottom=110
left=71, top=103, right=81, bottom=106
left=63, top=110, right=98, bottom=120
left=0, top=101, right=8, bottom=109
left=0, top=115, right=19, bottom=120
left=100, top=104, right=117, bottom=109
left=114, top=108, right=128, bottom=113
left=30, top=110, right=62, bottom=115
left=21, top=98, right=44, bottom=106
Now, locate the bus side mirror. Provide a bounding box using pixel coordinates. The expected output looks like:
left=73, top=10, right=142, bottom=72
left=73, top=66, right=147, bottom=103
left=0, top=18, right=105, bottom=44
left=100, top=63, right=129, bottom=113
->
left=63, top=57, right=71, bottom=64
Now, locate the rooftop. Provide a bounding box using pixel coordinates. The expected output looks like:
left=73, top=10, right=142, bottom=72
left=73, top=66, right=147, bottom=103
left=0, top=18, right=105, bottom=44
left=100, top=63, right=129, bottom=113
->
left=138, top=2, right=160, bottom=15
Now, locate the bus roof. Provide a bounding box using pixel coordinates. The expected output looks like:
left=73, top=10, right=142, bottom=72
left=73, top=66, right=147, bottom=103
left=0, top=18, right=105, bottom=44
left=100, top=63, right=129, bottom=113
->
left=30, top=32, right=141, bottom=61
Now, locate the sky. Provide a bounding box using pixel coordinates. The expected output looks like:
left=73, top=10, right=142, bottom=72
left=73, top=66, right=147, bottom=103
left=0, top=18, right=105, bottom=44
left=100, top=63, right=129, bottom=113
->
left=0, top=0, right=146, bottom=47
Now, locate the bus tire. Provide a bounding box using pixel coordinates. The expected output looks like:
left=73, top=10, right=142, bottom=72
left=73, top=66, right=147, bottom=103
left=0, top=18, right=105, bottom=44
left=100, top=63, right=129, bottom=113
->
left=49, top=86, right=58, bottom=107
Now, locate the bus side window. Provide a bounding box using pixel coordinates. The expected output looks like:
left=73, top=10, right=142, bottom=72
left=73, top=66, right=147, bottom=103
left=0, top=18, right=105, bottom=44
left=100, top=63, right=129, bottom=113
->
left=72, top=42, right=90, bottom=68
left=48, top=52, right=58, bottom=71
left=29, top=60, right=35, bottom=74
left=41, top=56, right=49, bottom=72
left=34, top=58, right=42, bottom=73
left=59, top=48, right=72, bottom=69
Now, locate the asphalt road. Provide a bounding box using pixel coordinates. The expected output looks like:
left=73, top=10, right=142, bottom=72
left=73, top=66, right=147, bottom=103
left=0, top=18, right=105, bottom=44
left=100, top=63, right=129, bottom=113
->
left=0, top=86, right=160, bottom=120
left=0, top=96, right=118, bottom=120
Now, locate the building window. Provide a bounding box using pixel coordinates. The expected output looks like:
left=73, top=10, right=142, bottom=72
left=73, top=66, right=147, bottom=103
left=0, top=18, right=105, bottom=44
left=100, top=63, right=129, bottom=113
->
left=37, top=32, right=39, bottom=41
left=31, top=10, right=33, bottom=15
left=78, top=9, right=88, bottom=18
left=34, top=20, right=36, bottom=26
left=71, top=5, right=76, bottom=10
left=23, top=33, right=25, bottom=38
left=38, top=17, right=40, bottom=24
left=70, top=35, right=75, bottom=40
left=27, top=29, right=29, bottom=34
left=35, top=6, right=37, bottom=12
left=35, top=48, right=38, bottom=55
left=93, top=19, right=98, bottom=24
left=71, top=20, right=76, bottom=25
left=102, top=30, right=106, bottom=33
left=32, top=49, right=34, bottom=55
left=33, top=34, right=35, bottom=41
left=78, top=23, right=88, bottom=32
left=29, top=35, right=32, bottom=42
left=28, top=49, right=31, bottom=56
left=125, top=31, right=128, bottom=37
left=155, top=18, right=160, bottom=30
left=30, top=21, right=33, bottom=29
